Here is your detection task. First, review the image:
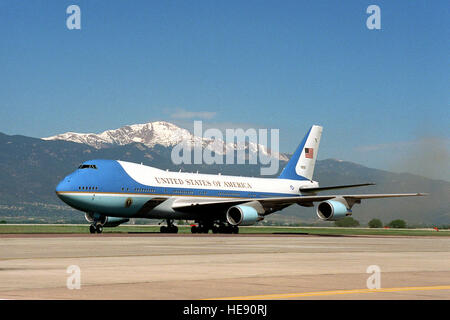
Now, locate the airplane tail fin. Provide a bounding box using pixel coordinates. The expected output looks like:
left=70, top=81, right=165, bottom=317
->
left=278, top=125, right=322, bottom=181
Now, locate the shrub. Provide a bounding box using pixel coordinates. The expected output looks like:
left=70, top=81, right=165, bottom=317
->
left=387, top=219, right=407, bottom=229
left=368, top=219, right=383, bottom=228
left=334, top=217, right=360, bottom=227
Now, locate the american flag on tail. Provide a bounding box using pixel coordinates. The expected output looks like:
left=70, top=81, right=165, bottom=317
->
left=305, top=148, right=314, bottom=159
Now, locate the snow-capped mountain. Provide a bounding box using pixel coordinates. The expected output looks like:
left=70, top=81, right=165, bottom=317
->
left=43, top=121, right=194, bottom=149
left=43, top=121, right=289, bottom=161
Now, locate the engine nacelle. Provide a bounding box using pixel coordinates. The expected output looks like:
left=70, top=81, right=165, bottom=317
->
left=316, top=200, right=352, bottom=221
left=226, top=205, right=262, bottom=226
left=85, top=212, right=129, bottom=227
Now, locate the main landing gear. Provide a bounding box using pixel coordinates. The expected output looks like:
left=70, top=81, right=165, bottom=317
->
left=89, top=223, right=103, bottom=234
left=160, top=219, right=178, bottom=233
left=156, top=220, right=239, bottom=234
left=191, top=222, right=239, bottom=234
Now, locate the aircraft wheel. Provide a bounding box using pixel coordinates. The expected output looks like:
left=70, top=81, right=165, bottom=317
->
left=89, top=225, right=96, bottom=234
left=170, top=226, right=178, bottom=234
left=191, top=226, right=198, bottom=234
left=201, top=227, right=209, bottom=234
left=96, top=225, right=103, bottom=234
left=160, top=226, right=168, bottom=233
left=232, top=226, right=239, bottom=234
left=212, top=226, right=219, bottom=234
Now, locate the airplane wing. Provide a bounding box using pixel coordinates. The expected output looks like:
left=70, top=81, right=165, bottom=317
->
left=172, top=193, right=428, bottom=213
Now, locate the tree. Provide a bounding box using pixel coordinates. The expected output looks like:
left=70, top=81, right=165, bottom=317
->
left=334, top=217, right=360, bottom=227
left=387, top=219, right=407, bottom=229
left=368, top=219, right=383, bottom=228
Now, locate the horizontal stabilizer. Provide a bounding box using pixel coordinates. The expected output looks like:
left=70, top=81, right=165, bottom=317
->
left=300, top=183, right=375, bottom=193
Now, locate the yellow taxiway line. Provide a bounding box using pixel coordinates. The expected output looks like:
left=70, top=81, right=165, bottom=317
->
left=206, top=285, right=450, bottom=300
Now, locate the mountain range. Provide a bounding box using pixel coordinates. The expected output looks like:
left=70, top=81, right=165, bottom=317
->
left=43, top=121, right=289, bottom=162
left=0, top=121, right=448, bottom=225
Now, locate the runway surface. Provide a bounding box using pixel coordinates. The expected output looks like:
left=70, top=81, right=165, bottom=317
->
left=0, top=234, right=449, bottom=299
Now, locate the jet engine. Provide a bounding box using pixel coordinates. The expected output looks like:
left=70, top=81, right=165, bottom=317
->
left=226, top=205, right=263, bottom=226
left=316, top=199, right=352, bottom=221
left=85, top=212, right=129, bottom=227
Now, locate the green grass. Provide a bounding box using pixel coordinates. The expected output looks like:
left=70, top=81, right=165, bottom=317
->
left=0, top=224, right=161, bottom=234
left=0, top=224, right=448, bottom=236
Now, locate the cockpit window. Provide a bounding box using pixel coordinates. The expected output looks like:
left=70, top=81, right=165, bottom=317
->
left=78, top=164, right=97, bottom=169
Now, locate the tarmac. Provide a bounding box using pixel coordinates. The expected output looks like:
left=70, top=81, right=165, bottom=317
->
left=0, top=233, right=449, bottom=299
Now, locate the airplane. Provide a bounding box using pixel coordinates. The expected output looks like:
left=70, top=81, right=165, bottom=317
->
left=55, top=125, right=426, bottom=234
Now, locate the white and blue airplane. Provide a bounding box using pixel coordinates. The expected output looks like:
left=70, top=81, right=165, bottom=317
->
left=56, top=125, right=426, bottom=234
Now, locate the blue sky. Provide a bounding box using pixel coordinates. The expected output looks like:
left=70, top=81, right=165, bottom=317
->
left=0, top=1, right=448, bottom=180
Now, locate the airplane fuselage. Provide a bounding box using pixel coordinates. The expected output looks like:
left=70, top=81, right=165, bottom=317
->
left=56, top=159, right=319, bottom=220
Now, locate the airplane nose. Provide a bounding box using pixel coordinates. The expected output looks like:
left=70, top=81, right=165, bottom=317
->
left=55, top=180, right=64, bottom=193
left=56, top=175, right=73, bottom=193
left=55, top=178, right=74, bottom=204
left=55, top=179, right=66, bottom=193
